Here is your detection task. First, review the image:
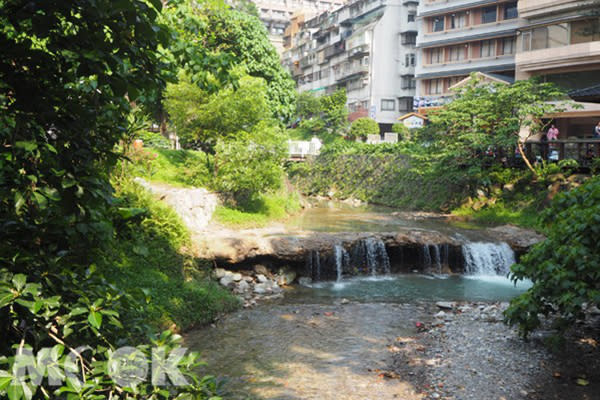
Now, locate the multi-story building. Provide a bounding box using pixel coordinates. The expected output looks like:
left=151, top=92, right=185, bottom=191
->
left=254, top=0, right=345, bottom=52
left=516, top=0, right=600, bottom=139
left=415, top=0, right=520, bottom=108
left=516, top=0, right=600, bottom=87
left=282, top=0, right=419, bottom=131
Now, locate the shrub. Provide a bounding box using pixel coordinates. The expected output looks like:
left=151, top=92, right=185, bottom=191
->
left=136, top=130, right=172, bottom=149
left=505, top=176, right=600, bottom=337
left=349, top=117, right=380, bottom=141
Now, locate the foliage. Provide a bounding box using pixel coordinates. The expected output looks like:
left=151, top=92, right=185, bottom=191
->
left=214, top=121, right=287, bottom=204
left=288, top=141, right=471, bottom=210
left=428, top=75, right=568, bottom=176
left=392, top=123, right=410, bottom=140
left=137, top=130, right=172, bottom=149
left=182, top=3, right=296, bottom=122
left=505, top=176, right=600, bottom=337
left=165, top=74, right=271, bottom=149
left=0, top=1, right=223, bottom=397
left=213, top=190, right=301, bottom=228
left=296, top=91, right=323, bottom=120
left=349, top=118, right=380, bottom=141
left=108, top=179, right=239, bottom=329
left=320, top=89, right=349, bottom=132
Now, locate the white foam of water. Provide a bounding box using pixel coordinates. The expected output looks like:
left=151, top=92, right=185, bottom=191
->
left=463, top=274, right=533, bottom=289
left=462, top=242, right=516, bottom=275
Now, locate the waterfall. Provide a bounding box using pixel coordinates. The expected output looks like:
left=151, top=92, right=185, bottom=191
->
left=333, top=244, right=349, bottom=282
left=462, top=242, right=515, bottom=275
left=364, top=237, right=390, bottom=275
left=422, top=245, right=432, bottom=270
left=432, top=245, right=442, bottom=274
left=306, top=250, right=322, bottom=281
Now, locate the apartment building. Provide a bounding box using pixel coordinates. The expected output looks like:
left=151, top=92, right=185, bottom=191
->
left=516, top=0, right=600, bottom=88
left=415, top=0, right=520, bottom=108
left=254, top=0, right=345, bottom=52
left=282, top=0, right=419, bottom=130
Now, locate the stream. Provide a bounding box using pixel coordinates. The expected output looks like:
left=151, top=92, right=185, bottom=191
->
left=188, top=203, right=533, bottom=400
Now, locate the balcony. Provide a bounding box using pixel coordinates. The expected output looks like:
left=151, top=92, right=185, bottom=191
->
left=324, top=41, right=346, bottom=58
left=418, top=19, right=520, bottom=48
left=415, top=55, right=515, bottom=79
left=419, top=0, right=499, bottom=17
left=335, top=63, right=369, bottom=81
left=518, top=0, right=581, bottom=19
left=516, top=41, right=600, bottom=78
left=348, top=44, right=370, bottom=58
left=300, top=56, right=314, bottom=69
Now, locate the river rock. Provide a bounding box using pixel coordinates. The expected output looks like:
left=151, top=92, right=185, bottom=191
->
left=276, top=267, right=297, bottom=286
left=236, top=280, right=250, bottom=292
left=232, top=273, right=243, bottom=282
left=254, top=282, right=271, bottom=294
left=436, top=301, right=456, bottom=310
left=214, top=268, right=227, bottom=279
left=254, top=264, right=270, bottom=276
left=256, top=274, right=268, bottom=283
left=219, top=275, right=235, bottom=288
left=485, top=225, right=545, bottom=253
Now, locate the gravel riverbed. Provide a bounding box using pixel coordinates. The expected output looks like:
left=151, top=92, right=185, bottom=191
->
left=389, top=302, right=600, bottom=400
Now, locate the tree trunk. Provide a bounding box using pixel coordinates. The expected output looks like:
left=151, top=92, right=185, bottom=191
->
left=518, top=141, right=536, bottom=176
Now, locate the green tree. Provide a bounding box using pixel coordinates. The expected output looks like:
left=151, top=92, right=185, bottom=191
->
left=349, top=118, right=380, bottom=141
left=428, top=76, right=567, bottom=175
left=0, top=1, right=215, bottom=397
left=165, top=74, right=271, bottom=149
left=214, top=121, right=286, bottom=204
left=392, top=122, right=410, bottom=140
left=296, top=91, right=323, bottom=120
left=505, top=176, right=600, bottom=337
left=320, top=89, right=349, bottom=132
left=195, top=4, right=297, bottom=122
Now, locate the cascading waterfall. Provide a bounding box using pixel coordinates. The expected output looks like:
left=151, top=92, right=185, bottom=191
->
left=462, top=242, right=516, bottom=275
left=306, top=250, right=322, bottom=281
left=432, top=245, right=442, bottom=274
left=333, top=244, right=349, bottom=282
left=422, top=245, right=432, bottom=270
left=364, top=237, right=391, bottom=275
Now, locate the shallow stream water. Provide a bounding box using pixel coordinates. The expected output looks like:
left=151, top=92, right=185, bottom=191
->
left=188, top=204, right=531, bottom=399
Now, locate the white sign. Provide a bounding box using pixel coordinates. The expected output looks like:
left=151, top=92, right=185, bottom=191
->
left=402, top=115, right=425, bottom=129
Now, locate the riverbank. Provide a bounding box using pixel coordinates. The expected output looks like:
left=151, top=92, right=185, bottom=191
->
left=187, top=299, right=600, bottom=400
left=389, top=301, right=600, bottom=400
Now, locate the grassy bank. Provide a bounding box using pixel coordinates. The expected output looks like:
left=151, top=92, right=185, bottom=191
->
left=104, top=178, right=239, bottom=331
left=288, top=143, right=473, bottom=211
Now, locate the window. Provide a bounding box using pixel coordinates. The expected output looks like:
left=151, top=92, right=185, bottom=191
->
left=450, top=12, right=466, bottom=29
left=408, top=12, right=416, bottom=22
left=361, top=101, right=369, bottom=110
left=521, top=31, right=531, bottom=51
left=427, top=79, right=443, bottom=95
left=448, top=45, right=465, bottom=61
left=503, top=2, right=518, bottom=20
left=547, top=23, right=569, bottom=48
left=432, top=17, right=444, bottom=32
left=571, top=18, right=600, bottom=43
left=405, top=53, right=415, bottom=66
left=531, top=26, right=549, bottom=50
left=480, top=39, right=494, bottom=57
left=482, top=6, right=497, bottom=24
left=402, top=75, right=416, bottom=89
left=501, top=37, right=515, bottom=55
left=381, top=99, right=395, bottom=111
left=429, top=48, right=443, bottom=64
left=398, top=97, right=413, bottom=112
left=401, top=32, right=417, bottom=45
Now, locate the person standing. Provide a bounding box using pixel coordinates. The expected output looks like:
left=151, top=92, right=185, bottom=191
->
left=594, top=121, right=600, bottom=138
left=547, top=124, right=559, bottom=141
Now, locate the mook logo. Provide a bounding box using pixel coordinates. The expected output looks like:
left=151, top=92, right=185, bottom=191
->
left=9, top=346, right=191, bottom=388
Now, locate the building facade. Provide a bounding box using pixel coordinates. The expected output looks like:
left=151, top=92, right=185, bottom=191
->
left=282, top=0, right=419, bottom=130
left=515, top=0, right=600, bottom=88
left=254, top=0, right=345, bottom=52
left=415, top=0, right=520, bottom=108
